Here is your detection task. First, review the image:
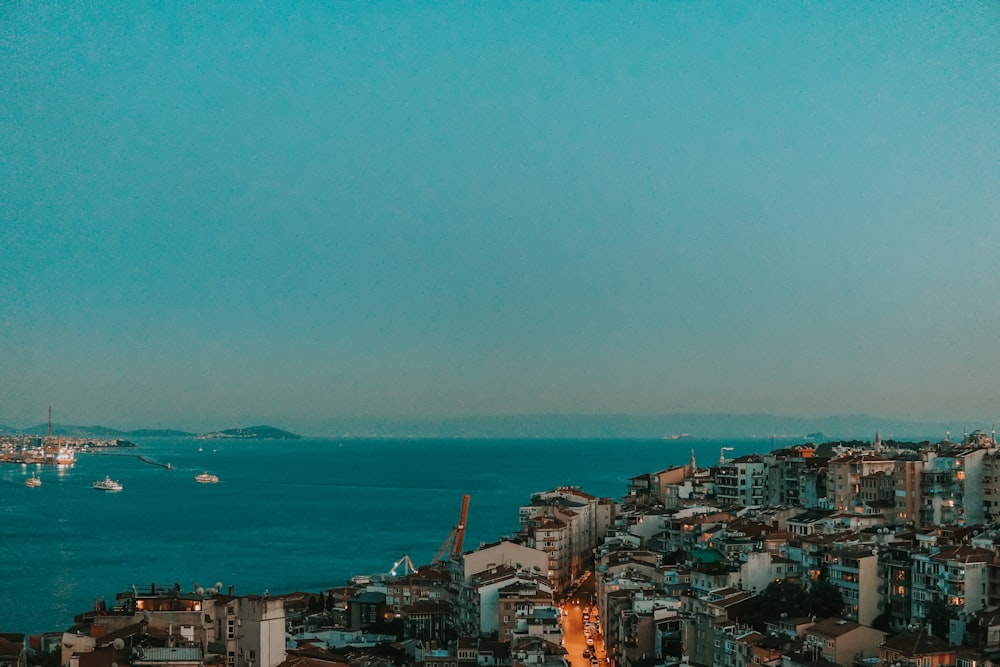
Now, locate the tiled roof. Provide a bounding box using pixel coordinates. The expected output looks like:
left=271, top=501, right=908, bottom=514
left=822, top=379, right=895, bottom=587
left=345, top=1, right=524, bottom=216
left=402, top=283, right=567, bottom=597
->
left=0, top=636, right=22, bottom=659
left=930, top=546, right=993, bottom=563
left=806, top=618, right=861, bottom=638
left=881, top=630, right=953, bottom=657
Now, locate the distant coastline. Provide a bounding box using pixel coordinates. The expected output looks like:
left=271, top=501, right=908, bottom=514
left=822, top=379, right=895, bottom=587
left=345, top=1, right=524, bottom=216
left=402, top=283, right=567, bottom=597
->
left=0, top=412, right=962, bottom=441
left=0, top=423, right=301, bottom=440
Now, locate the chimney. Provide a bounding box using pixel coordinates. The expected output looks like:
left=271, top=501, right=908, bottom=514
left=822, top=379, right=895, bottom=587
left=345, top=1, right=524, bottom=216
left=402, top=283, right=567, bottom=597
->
left=229, top=585, right=235, bottom=596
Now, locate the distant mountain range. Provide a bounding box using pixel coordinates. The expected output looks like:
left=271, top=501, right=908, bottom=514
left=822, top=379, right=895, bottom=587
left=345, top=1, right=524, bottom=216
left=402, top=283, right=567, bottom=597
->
left=0, top=413, right=973, bottom=441
left=306, top=412, right=961, bottom=440
left=0, top=423, right=301, bottom=440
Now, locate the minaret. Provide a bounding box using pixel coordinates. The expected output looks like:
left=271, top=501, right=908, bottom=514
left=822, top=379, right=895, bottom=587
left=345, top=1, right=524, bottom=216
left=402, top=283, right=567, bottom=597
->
left=47, top=405, right=52, bottom=440
left=689, top=449, right=697, bottom=472
left=875, top=431, right=882, bottom=450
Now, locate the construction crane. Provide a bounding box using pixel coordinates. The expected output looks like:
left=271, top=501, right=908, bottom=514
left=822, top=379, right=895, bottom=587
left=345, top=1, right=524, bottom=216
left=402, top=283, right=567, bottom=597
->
left=718, top=446, right=734, bottom=465
left=433, top=494, right=471, bottom=563
left=389, top=554, right=417, bottom=577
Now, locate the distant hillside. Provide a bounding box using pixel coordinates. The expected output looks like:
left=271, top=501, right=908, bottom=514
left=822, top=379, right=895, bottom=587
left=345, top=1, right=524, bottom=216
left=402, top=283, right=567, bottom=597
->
left=17, top=423, right=127, bottom=438
left=0, top=423, right=290, bottom=439
left=196, top=425, right=301, bottom=440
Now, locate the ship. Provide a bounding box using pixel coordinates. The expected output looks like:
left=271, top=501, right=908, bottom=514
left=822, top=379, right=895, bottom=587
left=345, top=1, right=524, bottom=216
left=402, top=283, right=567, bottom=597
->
left=195, top=472, right=219, bottom=484
left=25, top=473, right=41, bottom=488
left=93, top=476, right=123, bottom=492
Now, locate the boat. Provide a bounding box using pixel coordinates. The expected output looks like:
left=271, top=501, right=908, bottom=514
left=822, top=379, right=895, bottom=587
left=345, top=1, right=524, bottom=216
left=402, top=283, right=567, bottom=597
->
left=93, top=476, right=123, bottom=492
left=195, top=472, right=219, bottom=484
left=25, top=473, right=41, bottom=488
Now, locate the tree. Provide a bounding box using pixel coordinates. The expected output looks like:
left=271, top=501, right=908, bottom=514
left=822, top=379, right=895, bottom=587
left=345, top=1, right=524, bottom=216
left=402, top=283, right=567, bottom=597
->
left=808, top=579, right=845, bottom=618
left=750, top=580, right=810, bottom=626
left=926, top=596, right=952, bottom=641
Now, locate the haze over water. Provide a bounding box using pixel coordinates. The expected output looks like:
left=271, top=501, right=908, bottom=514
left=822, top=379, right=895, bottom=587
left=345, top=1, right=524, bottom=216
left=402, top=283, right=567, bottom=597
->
left=1, top=436, right=769, bottom=635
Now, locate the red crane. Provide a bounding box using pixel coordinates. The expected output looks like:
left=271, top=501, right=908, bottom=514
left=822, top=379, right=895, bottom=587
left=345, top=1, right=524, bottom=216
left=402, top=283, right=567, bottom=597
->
left=433, top=494, right=471, bottom=563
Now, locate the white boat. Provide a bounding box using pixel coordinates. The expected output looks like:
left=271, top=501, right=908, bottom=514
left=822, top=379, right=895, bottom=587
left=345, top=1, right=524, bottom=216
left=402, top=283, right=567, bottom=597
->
left=195, top=472, right=219, bottom=484
left=25, top=473, right=41, bottom=488
left=93, top=476, right=123, bottom=492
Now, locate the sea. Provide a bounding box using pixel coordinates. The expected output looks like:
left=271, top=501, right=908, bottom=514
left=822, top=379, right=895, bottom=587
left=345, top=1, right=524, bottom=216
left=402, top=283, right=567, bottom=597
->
left=0, top=435, right=790, bottom=635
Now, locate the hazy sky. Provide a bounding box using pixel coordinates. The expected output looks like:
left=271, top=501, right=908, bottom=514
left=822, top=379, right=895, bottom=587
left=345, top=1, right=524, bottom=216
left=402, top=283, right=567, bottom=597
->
left=2, top=3, right=999, bottom=432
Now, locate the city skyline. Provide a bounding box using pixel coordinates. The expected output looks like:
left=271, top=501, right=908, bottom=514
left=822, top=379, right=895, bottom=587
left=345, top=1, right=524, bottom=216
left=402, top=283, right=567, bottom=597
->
left=2, top=4, right=999, bottom=432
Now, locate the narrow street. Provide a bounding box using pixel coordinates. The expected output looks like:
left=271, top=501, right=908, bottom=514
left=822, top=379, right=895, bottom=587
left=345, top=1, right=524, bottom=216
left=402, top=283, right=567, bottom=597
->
left=560, top=573, right=607, bottom=667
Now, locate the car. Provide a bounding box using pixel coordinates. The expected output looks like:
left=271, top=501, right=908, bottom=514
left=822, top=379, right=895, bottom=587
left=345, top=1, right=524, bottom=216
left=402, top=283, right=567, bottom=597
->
left=583, top=650, right=592, bottom=659
left=586, top=638, right=595, bottom=647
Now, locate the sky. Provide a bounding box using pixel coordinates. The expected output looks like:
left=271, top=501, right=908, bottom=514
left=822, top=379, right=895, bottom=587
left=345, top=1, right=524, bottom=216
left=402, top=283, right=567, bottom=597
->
left=2, top=3, right=999, bottom=433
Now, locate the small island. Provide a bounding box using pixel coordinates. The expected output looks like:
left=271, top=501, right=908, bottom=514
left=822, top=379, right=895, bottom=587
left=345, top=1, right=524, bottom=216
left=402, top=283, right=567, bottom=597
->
left=195, top=425, right=301, bottom=440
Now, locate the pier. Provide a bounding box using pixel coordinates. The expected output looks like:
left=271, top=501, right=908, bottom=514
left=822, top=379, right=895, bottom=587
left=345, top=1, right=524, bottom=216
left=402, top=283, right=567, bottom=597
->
left=138, top=455, right=172, bottom=470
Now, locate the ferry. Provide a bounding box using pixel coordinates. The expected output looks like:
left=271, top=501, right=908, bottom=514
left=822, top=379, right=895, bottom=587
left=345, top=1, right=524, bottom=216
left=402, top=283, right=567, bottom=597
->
left=93, top=476, right=123, bottom=492
left=195, top=472, right=219, bottom=484
left=25, top=473, right=41, bottom=488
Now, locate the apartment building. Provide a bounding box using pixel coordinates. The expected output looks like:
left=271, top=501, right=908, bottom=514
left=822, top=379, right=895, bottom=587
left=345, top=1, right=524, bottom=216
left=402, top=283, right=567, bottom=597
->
left=519, top=487, right=614, bottom=593
left=826, top=454, right=895, bottom=511
left=826, top=547, right=882, bottom=625
left=715, top=455, right=766, bottom=507
left=802, top=618, right=885, bottom=666
left=911, top=546, right=992, bottom=622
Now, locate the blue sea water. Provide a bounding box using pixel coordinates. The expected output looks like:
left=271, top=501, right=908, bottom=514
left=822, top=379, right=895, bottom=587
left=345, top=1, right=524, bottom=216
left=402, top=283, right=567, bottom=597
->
left=0, top=436, right=780, bottom=635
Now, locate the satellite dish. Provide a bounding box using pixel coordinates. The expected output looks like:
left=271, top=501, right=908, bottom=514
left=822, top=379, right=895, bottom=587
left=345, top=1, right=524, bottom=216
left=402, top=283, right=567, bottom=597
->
left=112, top=639, right=125, bottom=651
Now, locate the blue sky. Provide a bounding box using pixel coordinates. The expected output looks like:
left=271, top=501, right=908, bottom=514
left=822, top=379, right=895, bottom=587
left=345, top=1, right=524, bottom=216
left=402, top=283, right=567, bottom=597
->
left=2, top=3, right=998, bottom=432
